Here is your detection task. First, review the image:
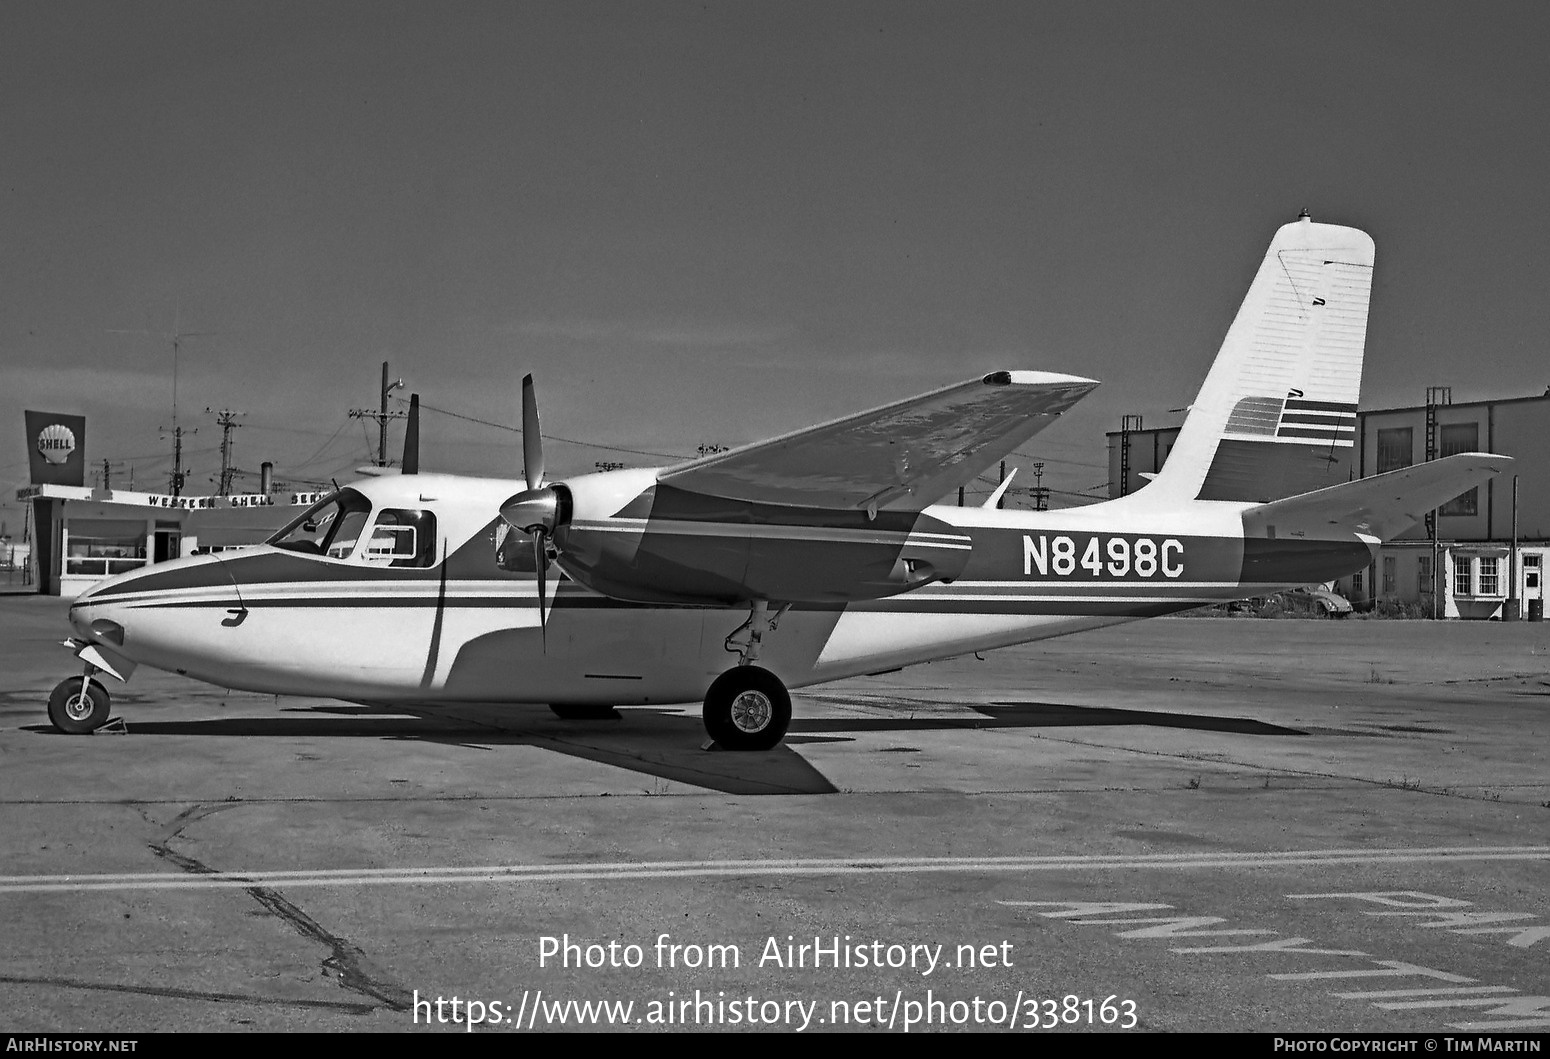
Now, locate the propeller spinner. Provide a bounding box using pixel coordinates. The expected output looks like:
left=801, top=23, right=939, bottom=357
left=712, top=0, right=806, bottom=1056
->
left=500, top=375, right=565, bottom=649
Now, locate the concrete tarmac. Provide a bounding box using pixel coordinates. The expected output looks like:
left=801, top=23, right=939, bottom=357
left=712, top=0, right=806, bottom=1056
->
left=1, top=594, right=1546, bottom=1033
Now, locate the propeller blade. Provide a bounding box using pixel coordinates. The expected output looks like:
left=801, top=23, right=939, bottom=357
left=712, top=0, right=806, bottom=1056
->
left=533, top=530, right=548, bottom=653
left=401, top=394, right=420, bottom=475
left=522, top=374, right=544, bottom=492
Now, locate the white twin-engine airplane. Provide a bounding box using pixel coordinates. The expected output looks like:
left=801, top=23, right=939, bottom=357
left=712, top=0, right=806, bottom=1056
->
left=55, top=215, right=1509, bottom=750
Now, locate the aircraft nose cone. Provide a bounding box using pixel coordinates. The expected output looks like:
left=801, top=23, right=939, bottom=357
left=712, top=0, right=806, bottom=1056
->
left=67, top=600, right=93, bottom=638
left=69, top=587, right=126, bottom=644
left=68, top=566, right=151, bottom=643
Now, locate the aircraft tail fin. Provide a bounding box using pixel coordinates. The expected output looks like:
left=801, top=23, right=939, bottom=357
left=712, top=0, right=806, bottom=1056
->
left=1140, top=214, right=1376, bottom=505
left=1240, top=452, right=1512, bottom=543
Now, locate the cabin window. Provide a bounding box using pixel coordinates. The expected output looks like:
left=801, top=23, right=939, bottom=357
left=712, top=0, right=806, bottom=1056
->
left=364, top=509, right=438, bottom=567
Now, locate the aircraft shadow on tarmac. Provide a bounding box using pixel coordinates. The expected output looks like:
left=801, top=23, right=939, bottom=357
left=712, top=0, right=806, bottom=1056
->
left=20, top=700, right=1304, bottom=797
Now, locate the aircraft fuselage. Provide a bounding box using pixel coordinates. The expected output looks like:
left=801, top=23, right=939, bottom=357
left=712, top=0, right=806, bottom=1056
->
left=65, top=479, right=1372, bottom=708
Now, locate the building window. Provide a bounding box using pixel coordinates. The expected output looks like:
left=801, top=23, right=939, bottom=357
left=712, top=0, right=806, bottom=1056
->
left=1376, top=427, right=1413, bottom=473
left=1478, top=557, right=1499, bottom=596
left=1352, top=570, right=1364, bottom=596
left=1438, top=423, right=1479, bottom=515
left=1453, top=556, right=1473, bottom=597
left=65, top=518, right=148, bottom=577
left=1418, top=555, right=1432, bottom=595
left=1383, top=556, right=1396, bottom=594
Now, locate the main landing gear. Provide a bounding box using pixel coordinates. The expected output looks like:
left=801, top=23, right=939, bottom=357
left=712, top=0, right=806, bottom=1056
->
left=703, top=600, right=793, bottom=752
left=48, top=674, right=111, bottom=734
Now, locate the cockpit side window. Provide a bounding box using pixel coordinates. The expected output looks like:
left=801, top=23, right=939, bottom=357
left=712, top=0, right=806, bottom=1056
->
left=266, top=490, right=374, bottom=558
left=364, top=509, right=438, bottom=567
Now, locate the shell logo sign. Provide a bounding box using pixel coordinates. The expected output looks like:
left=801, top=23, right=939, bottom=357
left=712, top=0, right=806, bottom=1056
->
left=37, top=423, right=77, bottom=465
left=24, top=410, right=87, bottom=486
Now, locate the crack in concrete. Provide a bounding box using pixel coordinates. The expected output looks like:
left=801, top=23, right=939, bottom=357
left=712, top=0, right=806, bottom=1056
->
left=0, top=974, right=376, bottom=1014
left=147, top=802, right=412, bottom=1013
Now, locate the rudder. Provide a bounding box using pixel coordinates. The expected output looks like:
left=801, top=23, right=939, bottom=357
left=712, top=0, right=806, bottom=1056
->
left=1142, top=213, right=1375, bottom=505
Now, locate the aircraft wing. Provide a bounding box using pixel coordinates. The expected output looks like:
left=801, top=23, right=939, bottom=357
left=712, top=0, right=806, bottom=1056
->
left=657, top=371, right=1099, bottom=513
left=1241, top=452, right=1513, bottom=542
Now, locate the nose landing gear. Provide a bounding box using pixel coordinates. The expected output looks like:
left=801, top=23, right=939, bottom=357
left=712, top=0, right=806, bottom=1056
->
left=48, top=674, right=111, bottom=734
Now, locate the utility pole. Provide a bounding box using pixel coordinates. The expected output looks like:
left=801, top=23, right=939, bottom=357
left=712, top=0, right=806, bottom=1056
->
left=349, top=362, right=407, bottom=466
left=1031, top=461, right=1049, bottom=511
left=1508, top=475, right=1519, bottom=621
left=206, top=408, right=245, bottom=495
left=108, top=320, right=221, bottom=497
left=160, top=424, right=194, bottom=497
left=1424, top=386, right=1451, bottom=619
left=1119, top=415, right=1143, bottom=497
left=102, top=459, right=112, bottom=491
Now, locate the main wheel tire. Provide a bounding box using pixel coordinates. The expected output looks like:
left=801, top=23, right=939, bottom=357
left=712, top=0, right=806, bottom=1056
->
left=548, top=704, right=619, bottom=720
left=48, top=677, right=111, bottom=734
left=702, top=666, right=791, bottom=751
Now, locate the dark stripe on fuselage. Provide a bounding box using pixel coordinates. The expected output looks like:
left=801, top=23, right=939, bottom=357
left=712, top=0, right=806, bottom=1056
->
left=78, top=520, right=1370, bottom=614
left=110, top=594, right=1203, bottom=618
left=611, top=483, right=925, bottom=531
left=1240, top=537, right=1372, bottom=583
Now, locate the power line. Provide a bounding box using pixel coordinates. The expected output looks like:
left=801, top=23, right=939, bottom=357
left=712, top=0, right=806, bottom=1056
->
left=395, top=396, right=692, bottom=460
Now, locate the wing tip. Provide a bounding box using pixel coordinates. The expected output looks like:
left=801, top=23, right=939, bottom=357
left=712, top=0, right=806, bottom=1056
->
left=982, top=370, right=1101, bottom=387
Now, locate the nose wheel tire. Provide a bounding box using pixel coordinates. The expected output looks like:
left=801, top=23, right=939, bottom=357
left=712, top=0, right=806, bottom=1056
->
left=702, top=666, right=791, bottom=751
left=48, top=677, right=111, bottom=734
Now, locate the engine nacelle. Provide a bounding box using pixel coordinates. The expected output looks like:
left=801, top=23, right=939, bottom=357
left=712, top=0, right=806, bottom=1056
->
left=550, top=483, right=971, bottom=606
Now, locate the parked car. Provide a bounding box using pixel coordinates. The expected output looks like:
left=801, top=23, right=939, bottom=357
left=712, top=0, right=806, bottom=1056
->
left=1295, top=583, right=1353, bottom=617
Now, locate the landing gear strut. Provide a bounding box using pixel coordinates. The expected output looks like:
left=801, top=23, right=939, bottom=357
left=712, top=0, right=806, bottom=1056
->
left=705, top=600, right=793, bottom=751
left=48, top=674, right=111, bottom=734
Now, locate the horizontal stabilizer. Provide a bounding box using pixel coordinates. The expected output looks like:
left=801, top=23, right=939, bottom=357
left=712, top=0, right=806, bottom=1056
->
left=1241, top=453, right=1512, bottom=543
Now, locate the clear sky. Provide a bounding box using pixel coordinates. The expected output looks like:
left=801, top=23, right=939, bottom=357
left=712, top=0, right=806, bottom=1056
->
left=4, top=0, right=1548, bottom=534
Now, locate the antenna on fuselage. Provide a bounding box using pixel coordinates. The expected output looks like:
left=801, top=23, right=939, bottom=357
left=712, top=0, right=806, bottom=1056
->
left=401, top=394, right=420, bottom=474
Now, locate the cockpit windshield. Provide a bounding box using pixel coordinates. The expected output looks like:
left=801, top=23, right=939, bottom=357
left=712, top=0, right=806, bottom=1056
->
left=266, top=489, right=439, bottom=567
left=266, top=490, right=373, bottom=558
